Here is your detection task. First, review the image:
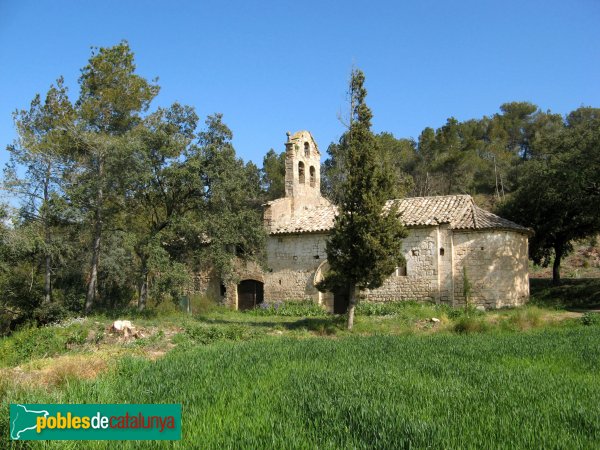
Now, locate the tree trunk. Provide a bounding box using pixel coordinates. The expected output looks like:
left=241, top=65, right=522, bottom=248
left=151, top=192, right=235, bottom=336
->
left=85, top=225, right=101, bottom=313
left=43, top=164, right=51, bottom=304
left=346, top=284, right=357, bottom=330
left=85, top=161, right=103, bottom=314
left=44, top=254, right=51, bottom=304
left=552, top=246, right=563, bottom=285
left=493, top=155, right=500, bottom=200
left=137, top=255, right=149, bottom=311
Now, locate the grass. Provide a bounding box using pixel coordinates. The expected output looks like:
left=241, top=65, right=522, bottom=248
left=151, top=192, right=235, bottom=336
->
left=0, top=318, right=98, bottom=368
left=245, top=300, right=328, bottom=317
left=0, top=299, right=578, bottom=369
left=530, top=278, right=600, bottom=309
left=2, top=282, right=600, bottom=448
left=2, top=326, right=600, bottom=449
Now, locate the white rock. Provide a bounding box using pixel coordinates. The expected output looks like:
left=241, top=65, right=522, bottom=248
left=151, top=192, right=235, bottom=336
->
left=430, top=317, right=440, bottom=323
left=476, top=305, right=486, bottom=312
left=111, top=320, right=132, bottom=331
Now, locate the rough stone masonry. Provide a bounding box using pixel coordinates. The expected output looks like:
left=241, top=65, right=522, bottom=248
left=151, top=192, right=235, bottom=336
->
left=221, top=131, right=531, bottom=311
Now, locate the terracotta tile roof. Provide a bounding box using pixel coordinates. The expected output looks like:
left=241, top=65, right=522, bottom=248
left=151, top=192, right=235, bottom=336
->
left=267, top=204, right=337, bottom=234
left=267, top=194, right=531, bottom=235
left=386, top=195, right=531, bottom=233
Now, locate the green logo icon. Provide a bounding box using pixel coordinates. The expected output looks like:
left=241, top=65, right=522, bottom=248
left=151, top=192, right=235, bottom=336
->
left=10, top=404, right=181, bottom=440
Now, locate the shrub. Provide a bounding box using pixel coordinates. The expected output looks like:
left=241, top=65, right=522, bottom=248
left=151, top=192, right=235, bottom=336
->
left=356, top=301, right=452, bottom=319
left=446, top=308, right=464, bottom=319
left=152, top=296, right=181, bottom=315
left=447, top=305, right=484, bottom=320
left=505, top=307, right=543, bottom=330
left=581, top=312, right=600, bottom=326
left=32, top=302, right=70, bottom=325
left=356, top=302, right=407, bottom=316
left=453, top=316, right=489, bottom=334
left=190, top=295, right=218, bottom=315
left=287, top=317, right=344, bottom=335
left=0, top=320, right=93, bottom=367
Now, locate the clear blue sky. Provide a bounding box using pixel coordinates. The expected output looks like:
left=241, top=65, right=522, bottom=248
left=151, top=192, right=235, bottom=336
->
left=1, top=0, right=599, bottom=171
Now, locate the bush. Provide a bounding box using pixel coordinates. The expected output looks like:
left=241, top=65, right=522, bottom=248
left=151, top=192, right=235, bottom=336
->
left=152, top=296, right=181, bottom=315
left=581, top=312, right=600, bottom=326
left=356, top=301, right=453, bottom=319
left=445, top=305, right=484, bottom=320
left=190, top=295, right=218, bottom=315
left=503, top=307, right=543, bottom=331
left=32, top=302, right=70, bottom=325
left=0, top=320, right=92, bottom=367
left=453, top=316, right=489, bottom=334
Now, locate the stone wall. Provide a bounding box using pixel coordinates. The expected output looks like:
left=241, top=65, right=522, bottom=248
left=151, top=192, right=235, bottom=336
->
left=230, top=226, right=529, bottom=311
left=185, top=266, right=221, bottom=300
left=362, top=227, right=440, bottom=303
left=222, top=259, right=266, bottom=309
left=452, top=230, right=529, bottom=308
left=264, top=233, right=328, bottom=302
left=438, top=225, right=454, bottom=304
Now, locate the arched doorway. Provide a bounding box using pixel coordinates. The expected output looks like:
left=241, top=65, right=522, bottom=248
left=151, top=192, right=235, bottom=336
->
left=314, top=260, right=349, bottom=314
left=237, top=280, right=264, bottom=310
left=314, top=261, right=333, bottom=312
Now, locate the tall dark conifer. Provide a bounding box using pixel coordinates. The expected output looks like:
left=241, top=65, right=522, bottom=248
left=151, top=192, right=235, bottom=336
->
left=319, top=69, right=407, bottom=329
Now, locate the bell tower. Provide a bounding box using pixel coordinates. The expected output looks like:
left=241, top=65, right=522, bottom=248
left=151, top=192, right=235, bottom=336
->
left=284, top=130, right=321, bottom=199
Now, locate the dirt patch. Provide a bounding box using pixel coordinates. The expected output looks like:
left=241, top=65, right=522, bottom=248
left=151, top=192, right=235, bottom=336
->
left=4, top=354, right=110, bottom=388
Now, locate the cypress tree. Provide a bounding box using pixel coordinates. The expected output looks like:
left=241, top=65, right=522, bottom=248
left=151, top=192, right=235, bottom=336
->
left=318, top=69, right=407, bottom=329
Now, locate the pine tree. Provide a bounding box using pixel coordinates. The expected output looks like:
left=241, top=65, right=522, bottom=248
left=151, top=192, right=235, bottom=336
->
left=318, top=69, right=407, bottom=329
left=4, top=78, right=74, bottom=305
left=73, top=41, right=159, bottom=312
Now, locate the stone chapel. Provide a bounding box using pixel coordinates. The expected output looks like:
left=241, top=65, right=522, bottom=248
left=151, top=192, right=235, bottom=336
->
left=220, top=130, right=531, bottom=312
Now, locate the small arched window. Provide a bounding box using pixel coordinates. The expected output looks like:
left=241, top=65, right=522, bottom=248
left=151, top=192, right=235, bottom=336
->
left=395, top=265, right=407, bottom=276
left=298, top=161, right=305, bottom=184
left=304, top=142, right=310, bottom=158
left=309, top=166, right=316, bottom=187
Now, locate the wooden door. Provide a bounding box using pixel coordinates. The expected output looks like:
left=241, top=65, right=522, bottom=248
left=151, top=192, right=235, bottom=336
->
left=237, top=280, right=264, bottom=311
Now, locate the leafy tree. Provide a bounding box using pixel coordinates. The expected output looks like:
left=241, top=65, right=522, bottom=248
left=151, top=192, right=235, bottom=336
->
left=322, top=131, right=414, bottom=202
left=318, top=70, right=407, bottom=329
left=127, top=103, right=200, bottom=310
left=375, top=132, right=416, bottom=195
left=194, top=114, right=266, bottom=283
left=412, top=127, right=438, bottom=196
left=428, top=118, right=482, bottom=195
left=495, top=102, right=539, bottom=159
left=500, top=107, right=600, bottom=283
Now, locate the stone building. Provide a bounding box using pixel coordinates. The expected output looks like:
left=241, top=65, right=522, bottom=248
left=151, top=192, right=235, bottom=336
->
left=228, top=130, right=531, bottom=312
